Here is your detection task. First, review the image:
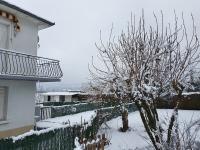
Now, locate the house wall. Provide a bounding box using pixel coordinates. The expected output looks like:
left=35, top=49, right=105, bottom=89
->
left=71, top=95, right=79, bottom=102
left=11, top=16, right=38, bottom=55
left=0, top=80, right=36, bottom=138
left=0, top=14, right=38, bottom=55
left=54, top=96, right=60, bottom=102
left=65, top=95, right=72, bottom=102
left=42, top=95, right=47, bottom=102
left=0, top=11, right=38, bottom=139
left=42, top=95, right=60, bottom=102
left=35, top=93, right=45, bottom=103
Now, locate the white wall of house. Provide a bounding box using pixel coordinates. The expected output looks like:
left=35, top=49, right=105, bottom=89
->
left=0, top=4, right=49, bottom=138
left=42, top=95, right=60, bottom=102
left=0, top=17, right=38, bottom=55
left=65, top=95, right=72, bottom=102
left=0, top=6, right=38, bottom=56
left=53, top=95, right=59, bottom=102
left=11, top=16, right=38, bottom=55
left=40, top=94, right=73, bottom=103
left=0, top=13, right=38, bottom=134
left=0, top=80, right=36, bottom=132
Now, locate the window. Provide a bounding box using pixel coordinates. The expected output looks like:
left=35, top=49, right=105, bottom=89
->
left=47, top=96, right=51, bottom=102
left=0, top=20, right=11, bottom=74
left=0, top=87, right=8, bottom=121
left=59, top=95, right=65, bottom=102
left=0, top=21, right=10, bottom=49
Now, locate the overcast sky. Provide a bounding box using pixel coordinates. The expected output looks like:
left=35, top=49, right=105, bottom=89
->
left=6, top=0, right=200, bottom=90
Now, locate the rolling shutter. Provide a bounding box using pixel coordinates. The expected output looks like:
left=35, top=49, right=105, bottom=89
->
left=0, top=23, right=9, bottom=49
left=0, top=87, right=6, bottom=121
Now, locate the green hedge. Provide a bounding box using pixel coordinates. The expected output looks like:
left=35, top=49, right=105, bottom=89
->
left=0, top=126, right=82, bottom=150
left=50, top=102, right=118, bottom=118
left=41, top=101, right=80, bottom=106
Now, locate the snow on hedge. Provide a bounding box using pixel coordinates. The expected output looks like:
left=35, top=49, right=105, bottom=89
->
left=36, top=110, right=96, bottom=128
left=11, top=126, right=65, bottom=143
left=182, top=92, right=200, bottom=95
left=11, top=110, right=96, bottom=143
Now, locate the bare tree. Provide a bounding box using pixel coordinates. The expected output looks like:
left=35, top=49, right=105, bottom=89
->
left=90, top=11, right=200, bottom=149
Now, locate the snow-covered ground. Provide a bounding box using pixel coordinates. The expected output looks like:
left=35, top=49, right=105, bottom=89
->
left=36, top=110, right=96, bottom=128
left=98, top=109, right=200, bottom=150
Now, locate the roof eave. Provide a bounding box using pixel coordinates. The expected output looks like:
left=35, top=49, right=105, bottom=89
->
left=0, top=0, right=55, bottom=28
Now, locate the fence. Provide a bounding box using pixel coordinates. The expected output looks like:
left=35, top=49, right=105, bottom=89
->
left=37, top=102, right=121, bottom=120
left=40, top=106, right=52, bottom=120
left=0, top=125, right=82, bottom=150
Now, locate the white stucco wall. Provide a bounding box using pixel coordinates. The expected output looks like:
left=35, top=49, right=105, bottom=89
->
left=0, top=4, right=54, bottom=137
left=65, top=95, right=72, bottom=102
left=42, top=95, right=60, bottom=102
left=0, top=11, right=39, bottom=133
left=0, top=12, right=38, bottom=56
left=0, top=80, right=36, bottom=131
left=11, top=16, right=38, bottom=55
left=54, top=96, right=59, bottom=102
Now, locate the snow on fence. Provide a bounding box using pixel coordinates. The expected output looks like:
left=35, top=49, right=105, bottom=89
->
left=0, top=125, right=83, bottom=150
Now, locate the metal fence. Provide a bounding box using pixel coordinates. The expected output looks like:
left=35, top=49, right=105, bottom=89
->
left=40, top=106, right=52, bottom=120
left=0, top=48, right=63, bottom=81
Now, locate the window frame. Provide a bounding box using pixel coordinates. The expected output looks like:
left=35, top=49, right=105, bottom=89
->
left=0, top=86, right=8, bottom=122
left=0, top=17, right=13, bottom=50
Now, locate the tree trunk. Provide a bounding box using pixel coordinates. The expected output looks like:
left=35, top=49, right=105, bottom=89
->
left=120, top=110, right=129, bottom=132
left=135, top=100, right=163, bottom=150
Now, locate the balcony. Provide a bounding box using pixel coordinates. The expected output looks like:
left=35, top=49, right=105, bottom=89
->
left=0, top=49, right=63, bottom=82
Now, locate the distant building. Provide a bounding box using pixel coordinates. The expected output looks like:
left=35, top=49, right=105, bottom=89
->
left=38, top=91, right=88, bottom=103
left=0, top=1, right=62, bottom=139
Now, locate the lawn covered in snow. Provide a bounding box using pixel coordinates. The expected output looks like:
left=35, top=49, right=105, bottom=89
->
left=98, top=109, right=200, bottom=150
left=36, top=110, right=96, bottom=128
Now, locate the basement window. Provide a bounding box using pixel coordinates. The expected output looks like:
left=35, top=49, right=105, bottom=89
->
left=0, top=87, right=8, bottom=121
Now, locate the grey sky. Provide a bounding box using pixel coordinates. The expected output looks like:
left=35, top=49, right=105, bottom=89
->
left=6, top=0, right=200, bottom=89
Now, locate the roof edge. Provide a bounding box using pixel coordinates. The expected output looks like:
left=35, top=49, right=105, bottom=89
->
left=0, top=0, right=55, bottom=26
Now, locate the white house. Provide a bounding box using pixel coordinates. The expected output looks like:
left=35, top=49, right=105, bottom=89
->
left=0, top=1, right=62, bottom=139
left=38, top=91, right=85, bottom=103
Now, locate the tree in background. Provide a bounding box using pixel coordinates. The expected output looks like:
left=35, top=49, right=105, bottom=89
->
left=90, top=11, right=200, bottom=149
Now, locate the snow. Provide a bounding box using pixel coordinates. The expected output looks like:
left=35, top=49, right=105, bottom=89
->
left=36, top=110, right=96, bottom=128
left=40, top=91, right=84, bottom=96
left=182, top=91, right=200, bottom=95
left=11, top=125, right=69, bottom=142
left=10, top=110, right=96, bottom=143
left=51, top=103, right=88, bottom=108
left=99, top=109, right=200, bottom=150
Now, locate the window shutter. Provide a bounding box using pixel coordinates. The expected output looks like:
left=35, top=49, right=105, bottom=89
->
left=0, top=23, right=9, bottom=49
left=0, top=87, right=6, bottom=121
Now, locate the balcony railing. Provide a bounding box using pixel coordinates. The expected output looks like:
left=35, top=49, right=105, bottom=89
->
left=0, top=49, right=63, bottom=82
